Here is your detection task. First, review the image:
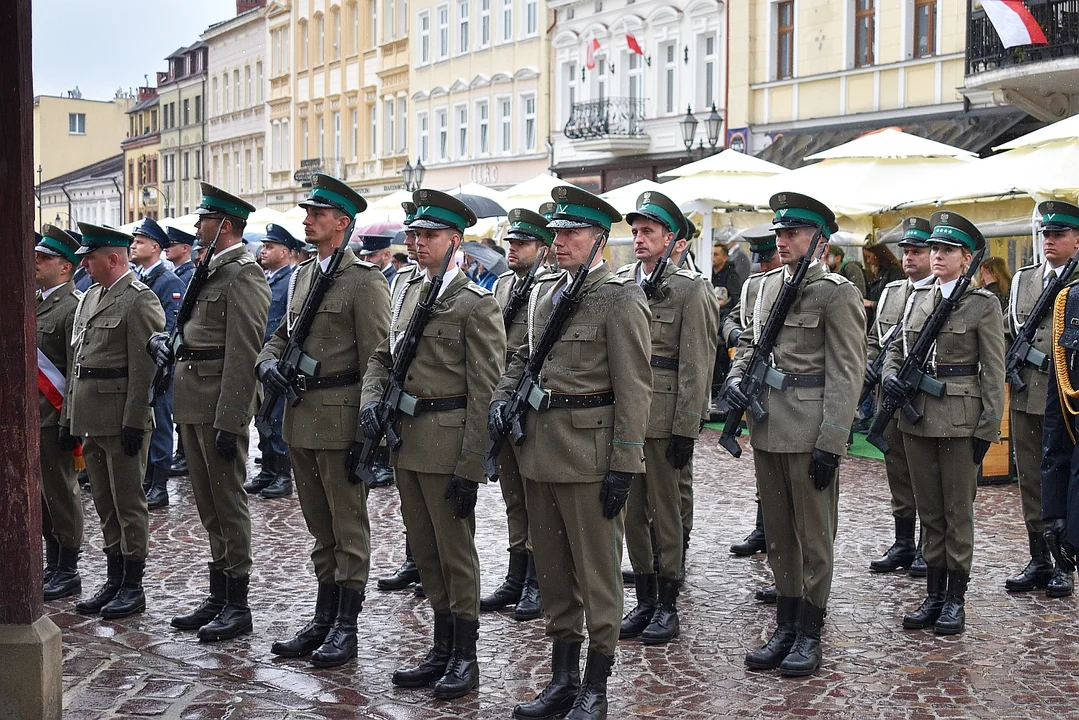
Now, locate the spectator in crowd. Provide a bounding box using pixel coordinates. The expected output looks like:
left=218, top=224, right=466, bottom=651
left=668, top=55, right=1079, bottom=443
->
left=826, top=246, right=867, bottom=299
left=711, top=242, right=744, bottom=408
left=864, top=243, right=905, bottom=329
left=977, top=255, right=1011, bottom=314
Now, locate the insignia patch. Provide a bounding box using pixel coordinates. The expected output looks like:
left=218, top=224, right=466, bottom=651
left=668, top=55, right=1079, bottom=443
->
left=777, top=193, right=787, bottom=205
left=555, top=187, right=568, bottom=199
left=641, top=192, right=652, bottom=205
left=940, top=212, right=950, bottom=223
left=1048, top=202, right=1056, bottom=212
left=556, top=204, right=569, bottom=215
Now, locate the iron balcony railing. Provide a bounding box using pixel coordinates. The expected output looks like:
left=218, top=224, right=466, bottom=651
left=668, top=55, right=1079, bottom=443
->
left=563, top=97, right=646, bottom=140
left=967, top=0, right=1079, bottom=75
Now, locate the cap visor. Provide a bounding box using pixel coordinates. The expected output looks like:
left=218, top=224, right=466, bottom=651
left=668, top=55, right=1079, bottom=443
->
left=1041, top=222, right=1077, bottom=232
left=769, top=219, right=815, bottom=231
left=409, top=218, right=456, bottom=230
left=74, top=245, right=98, bottom=256
left=897, top=238, right=928, bottom=248
left=298, top=198, right=338, bottom=210
left=547, top=218, right=593, bottom=229
left=927, top=237, right=965, bottom=248
left=34, top=244, right=63, bottom=257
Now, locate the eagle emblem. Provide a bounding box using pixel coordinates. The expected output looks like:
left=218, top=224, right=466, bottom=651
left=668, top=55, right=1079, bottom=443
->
left=940, top=212, right=949, bottom=224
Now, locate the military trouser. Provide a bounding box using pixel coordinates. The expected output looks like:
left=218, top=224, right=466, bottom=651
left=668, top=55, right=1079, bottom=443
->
left=525, top=477, right=625, bottom=655
left=903, top=434, right=977, bottom=573
left=883, top=418, right=917, bottom=520
left=755, top=449, right=838, bottom=609
left=148, top=382, right=174, bottom=471
left=257, top=393, right=289, bottom=457
left=40, top=425, right=84, bottom=550
left=82, top=434, right=149, bottom=560
left=1011, top=408, right=1045, bottom=534
left=626, top=438, right=683, bottom=576
left=291, top=446, right=371, bottom=592
left=181, top=423, right=252, bottom=578
left=679, top=456, right=693, bottom=536
left=395, top=468, right=480, bottom=621
left=497, top=444, right=529, bottom=553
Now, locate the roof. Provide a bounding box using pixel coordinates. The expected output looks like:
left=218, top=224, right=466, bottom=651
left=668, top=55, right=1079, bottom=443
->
left=127, top=94, right=160, bottom=114
left=41, top=154, right=124, bottom=186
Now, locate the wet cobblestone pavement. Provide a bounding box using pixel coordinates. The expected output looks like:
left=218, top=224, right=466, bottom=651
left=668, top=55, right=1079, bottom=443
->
left=55, top=428, right=1078, bottom=719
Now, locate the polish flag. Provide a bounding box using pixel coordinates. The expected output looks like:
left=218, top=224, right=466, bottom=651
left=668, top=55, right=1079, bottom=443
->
left=626, top=33, right=644, bottom=55
left=981, top=0, right=1048, bottom=48
left=586, top=37, right=600, bottom=70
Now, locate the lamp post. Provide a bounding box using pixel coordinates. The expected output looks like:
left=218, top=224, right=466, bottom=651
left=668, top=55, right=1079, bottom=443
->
left=401, top=157, right=426, bottom=191
left=705, top=103, right=723, bottom=153
left=36, top=165, right=43, bottom=233
left=141, top=185, right=171, bottom=219
left=679, top=106, right=698, bottom=153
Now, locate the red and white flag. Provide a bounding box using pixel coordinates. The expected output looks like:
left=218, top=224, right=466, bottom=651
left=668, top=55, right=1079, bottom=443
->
left=626, top=33, right=644, bottom=55
left=586, top=37, right=600, bottom=70
left=37, top=348, right=66, bottom=411
left=981, top=0, right=1048, bottom=48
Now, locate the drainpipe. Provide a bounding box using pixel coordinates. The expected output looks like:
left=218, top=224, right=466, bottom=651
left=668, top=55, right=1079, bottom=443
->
left=110, top=176, right=124, bottom=227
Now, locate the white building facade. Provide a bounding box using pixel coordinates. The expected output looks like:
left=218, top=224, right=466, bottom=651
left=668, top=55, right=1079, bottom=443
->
left=40, top=154, right=126, bottom=232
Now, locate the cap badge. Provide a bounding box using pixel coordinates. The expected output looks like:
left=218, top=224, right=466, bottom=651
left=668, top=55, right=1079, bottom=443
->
left=641, top=192, right=652, bottom=205
left=940, top=212, right=949, bottom=223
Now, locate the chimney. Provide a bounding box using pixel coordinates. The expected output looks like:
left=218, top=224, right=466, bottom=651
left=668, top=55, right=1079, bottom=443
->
left=236, top=0, right=266, bottom=13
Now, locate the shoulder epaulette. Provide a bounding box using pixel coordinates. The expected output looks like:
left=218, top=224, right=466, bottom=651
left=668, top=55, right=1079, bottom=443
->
left=674, top=268, right=701, bottom=280
left=605, top=274, right=632, bottom=286
left=761, top=266, right=785, bottom=278
left=235, top=252, right=256, bottom=265
left=131, top=279, right=151, bottom=291
left=355, top=259, right=378, bottom=269
left=297, top=257, right=316, bottom=269
left=616, top=263, right=636, bottom=275
left=884, top=278, right=907, bottom=290
left=818, top=273, right=850, bottom=285
left=971, top=287, right=996, bottom=299
left=497, top=269, right=515, bottom=279
left=1015, top=262, right=1041, bottom=275
left=464, top=283, right=492, bottom=296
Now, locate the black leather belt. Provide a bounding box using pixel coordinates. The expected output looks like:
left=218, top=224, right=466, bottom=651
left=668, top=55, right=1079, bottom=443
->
left=414, top=395, right=468, bottom=412
left=178, top=347, right=226, bottom=361
left=782, top=373, right=826, bottom=388
left=75, top=366, right=128, bottom=379
left=548, top=391, right=615, bottom=409
left=930, top=363, right=979, bottom=378
left=650, top=355, right=680, bottom=371
left=296, top=370, right=363, bottom=392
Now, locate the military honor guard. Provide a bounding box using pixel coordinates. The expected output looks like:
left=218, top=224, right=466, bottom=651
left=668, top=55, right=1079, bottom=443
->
left=866, top=218, right=935, bottom=576
left=362, top=189, right=505, bottom=699
left=156, top=183, right=271, bottom=642
left=247, top=223, right=300, bottom=499
left=724, top=192, right=865, bottom=676
left=36, top=226, right=86, bottom=601
left=64, top=223, right=165, bottom=619
left=480, top=207, right=553, bottom=621
left=165, top=227, right=197, bottom=286
left=492, top=186, right=652, bottom=720
left=882, top=211, right=1005, bottom=635
left=1004, top=201, right=1079, bottom=597
left=257, top=174, right=391, bottom=667
left=616, top=192, right=718, bottom=645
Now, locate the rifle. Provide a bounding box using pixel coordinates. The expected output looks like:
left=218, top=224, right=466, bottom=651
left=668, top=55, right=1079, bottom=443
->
left=484, top=233, right=606, bottom=481
left=866, top=246, right=987, bottom=453
left=718, top=227, right=825, bottom=458
left=640, top=234, right=679, bottom=300
left=1005, top=253, right=1079, bottom=393
left=857, top=321, right=903, bottom=412
left=502, top=246, right=550, bottom=329
left=350, top=243, right=455, bottom=486
left=677, top=245, right=691, bottom=268
left=148, top=220, right=224, bottom=406
left=253, top=215, right=357, bottom=438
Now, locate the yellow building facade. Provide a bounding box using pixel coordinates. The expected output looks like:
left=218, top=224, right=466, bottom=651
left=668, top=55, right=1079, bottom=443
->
left=33, top=93, right=134, bottom=184
left=121, top=88, right=163, bottom=223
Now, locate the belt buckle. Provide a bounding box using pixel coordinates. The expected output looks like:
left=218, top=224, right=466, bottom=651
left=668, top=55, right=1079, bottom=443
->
left=74, top=360, right=82, bottom=378
left=295, top=374, right=308, bottom=392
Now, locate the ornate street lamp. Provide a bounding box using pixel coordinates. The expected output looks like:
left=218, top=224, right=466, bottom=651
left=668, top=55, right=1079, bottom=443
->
left=679, top=105, right=698, bottom=151
left=414, top=158, right=426, bottom=188
left=402, top=160, right=414, bottom=190
left=705, top=103, right=723, bottom=150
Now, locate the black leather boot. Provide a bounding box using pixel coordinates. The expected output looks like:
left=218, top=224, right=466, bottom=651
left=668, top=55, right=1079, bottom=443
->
left=513, top=640, right=580, bottom=719
left=869, top=516, right=917, bottom=572
left=515, top=552, right=542, bottom=621
left=311, top=586, right=363, bottom=667
left=245, top=452, right=276, bottom=494
left=778, top=600, right=826, bottom=677
left=933, top=569, right=969, bottom=635
left=43, top=537, right=59, bottom=585
left=75, top=553, right=123, bottom=615
left=172, top=565, right=226, bottom=630
left=755, top=584, right=777, bottom=603
left=481, top=550, right=528, bottom=611
left=433, top=616, right=480, bottom=699
left=619, top=573, right=657, bottom=639
left=369, top=447, right=396, bottom=488
left=44, top=545, right=82, bottom=600
left=392, top=612, right=454, bottom=687
left=903, top=566, right=947, bottom=629
left=146, top=465, right=170, bottom=510
left=745, top=595, right=798, bottom=669
left=621, top=569, right=634, bottom=585
left=909, top=533, right=927, bottom=578
left=379, top=540, right=420, bottom=591
left=271, top=582, right=340, bottom=657
left=100, top=557, right=146, bottom=619
left=565, top=649, right=613, bottom=720
left=641, top=576, right=679, bottom=645
left=198, top=575, right=253, bottom=642
left=261, top=453, right=294, bottom=499
left=170, top=437, right=188, bottom=476
left=1047, top=567, right=1075, bottom=598
left=1005, top=532, right=1054, bottom=591
left=730, top=504, right=766, bottom=556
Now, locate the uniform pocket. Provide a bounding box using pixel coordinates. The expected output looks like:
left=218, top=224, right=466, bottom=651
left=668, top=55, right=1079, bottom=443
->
left=196, top=358, right=225, bottom=377
left=309, top=298, right=345, bottom=338
left=421, top=322, right=465, bottom=364
left=570, top=406, right=614, bottom=474
left=563, top=325, right=599, bottom=369
left=195, top=290, right=227, bottom=323
left=782, top=311, right=821, bottom=346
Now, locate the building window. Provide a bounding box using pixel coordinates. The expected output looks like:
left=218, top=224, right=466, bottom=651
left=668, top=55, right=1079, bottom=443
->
left=195, top=149, right=201, bottom=179
left=457, top=104, right=468, bottom=159
left=383, top=0, right=394, bottom=41
left=245, top=66, right=252, bottom=107
left=660, top=42, right=676, bottom=115
left=855, top=0, right=874, bottom=67
left=498, top=98, right=511, bottom=154
left=351, top=109, right=359, bottom=160
left=914, top=0, right=936, bottom=57
left=419, top=12, right=430, bottom=63
left=350, top=2, right=360, bottom=53
left=256, top=63, right=263, bottom=103
left=282, top=119, right=290, bottom=169
left=302, top=117, right=309, bottom=157
left=458, top=0, right=470, bottom=53
left=300, top=21, right=309, bottom=69
left=399, top=0, right=408, bottom=37
left=524, top=0, right=537, bottom=36
left=257, top=148, right=264, bottom=190
left=437, top=5, right=449, bottom=59
left=224, top=73, right=231, bottom=111
left=480, top=0, right=491, bottom=47
left=776, top=1, right=794, bottom=79
left=522, top=94, right=536, bottom=151
left=234, top=151, right=241, bottom=192
left=234, top=69, right=241, bottom=109
left=370, top=0, right=378, bottom=46
left=183, top=98, right=191, bottom=125
left=397, top=97, right=407, bottom=153
left=698, top=33, right=717, bottom=109
left=594, top=57, right=607, bottom=100
left=212, top=77, right=218, bottom=114
left=384, top=100, right=395, bottom=155
left=476, top=100, right=489, bottom=155
left=437, top=108, right=449, bottom=160
left=272, top=122, right=281, bottom=170
left=369, top=105, right=377, bottom=158
left=418, top=112, right=430, bottom=162
left=195, top=95, right=202, bottom=122
left=317, top=14, right=326, bottom=62
left=334, top=111, right=342, bottom=163
left=500, top=0, right=512, bottom=42
left=563, top=61, right=577, bottom=126
left=68, top=112, right=86, bottom=134
left=332, top=9, right=341, bottom=59
left=319, top=116, right=326, bottom=157
left=247, top=149, right=253, bottom=192
left=626, top=52, right=643, bottom=104
left=183, top=151, right=190, bottom=181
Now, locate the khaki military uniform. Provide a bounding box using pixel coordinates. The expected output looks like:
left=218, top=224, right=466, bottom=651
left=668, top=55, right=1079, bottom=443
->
left=885, top=284, right=1006, bottom=573
left=390, top=264, right=419, bottom=304
left=64, top=273, right=165, bottom=561
left=1008, top=262, right=1077, bottom=533
left=615, top=262, right=717, bottom=578
left=362, top=268, right=506, bottom=621
left=494, top=261, right=652, bottom=654
left=258, top=249, right=390, bottom=591
left=39, top=281, right=84, bottom=551
left=730, top=263, right=865, bottom=608
left=173, top=243, right=270, bottom=578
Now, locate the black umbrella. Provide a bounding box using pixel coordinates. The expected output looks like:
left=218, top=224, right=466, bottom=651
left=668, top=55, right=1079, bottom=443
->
left=454, top=193, right=506, bottom=219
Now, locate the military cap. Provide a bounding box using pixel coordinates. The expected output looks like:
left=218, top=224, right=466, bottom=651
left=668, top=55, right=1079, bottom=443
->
left=34, top=231, right=42, bottom=244
left=681, top=218, right=698, bottom=242
left=538, top=201, right=557, bottom=221
left=68, top=230, right=83, bottom=244
left=626, top=190, right=688, bottom=240
left=166, top=226, right=196, bottom=247
left=36, top=224, right=82, bottom=264
left=300, top=173, right=367, bottom=218
left=410, top=188, right=478, bottom=232
left=194, top=181, right=256, bottom=220
left=548, top=186, right=622, bottom=231
left=769, top=191, right=838, bottom=238
left=1039, top=200, right=1079, bottom=232
left=133, top=216, right=169, bottom=247
left=75, top=222, right=134, bottom=256
left=402, top=201, right=418, bottom=226
left=505, top=208, right=554, bottom=246
left=928, top=210, right=984, bottom=252
left=358, top=235, right=392, bottom=255
left=741, top=223, right=778, bottom=262
left=263, top=223, right=300, bottom=252
left=898, top=216, right=932, bottom=248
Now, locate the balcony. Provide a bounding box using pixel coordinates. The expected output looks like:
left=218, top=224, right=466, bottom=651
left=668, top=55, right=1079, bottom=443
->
left=563, top=97, right=650, bottom=154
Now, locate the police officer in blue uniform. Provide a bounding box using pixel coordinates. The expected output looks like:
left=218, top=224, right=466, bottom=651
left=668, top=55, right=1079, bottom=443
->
left=246, top=223, right=298, bottom=498
left=130, top=217, right=185, bottom=510
left=166, top=227, right=197, bottom=286
left=358, top=234, right=396, bottom=285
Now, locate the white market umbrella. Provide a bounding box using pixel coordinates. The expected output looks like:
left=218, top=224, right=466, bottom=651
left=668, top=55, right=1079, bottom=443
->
left=502, top=173, right=582, bottom=210
left=995, top=114, right=1079, bottom=151
left=454, top=182, right=507, bottom=205
left=659, top=148, right=788, bottom=178
left=246, top=207, right=287, bottom=225
left=805, top=127, right=976, bottom=161
left=601, top=179, right=665, bottom=216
